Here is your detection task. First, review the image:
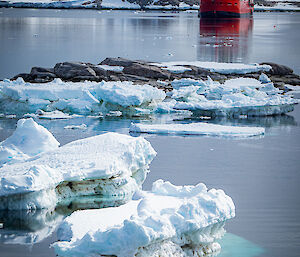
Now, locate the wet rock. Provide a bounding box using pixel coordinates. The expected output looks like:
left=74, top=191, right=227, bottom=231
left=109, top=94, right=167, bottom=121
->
left=70, top=75, right=101, bottom=82
left=100, top=57, right=139, bottom=67
left=30, top=67, right=57, bottom=80
left=11, top=73, right=34, bottom=82
left=89, top=64, right=108, bottom=78
left=261, top=62, right=293, bottom=76
left=54, top=62, right=98, bottom=80
left=123, top=63, right=171, bottom=80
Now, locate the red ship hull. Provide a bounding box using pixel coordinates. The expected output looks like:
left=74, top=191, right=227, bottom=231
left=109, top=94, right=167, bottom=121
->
left=199, top=0, right=254, bottom=17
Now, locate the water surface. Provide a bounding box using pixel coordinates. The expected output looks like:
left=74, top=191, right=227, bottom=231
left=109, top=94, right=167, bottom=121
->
left=0, top=8, right=300, bottom=257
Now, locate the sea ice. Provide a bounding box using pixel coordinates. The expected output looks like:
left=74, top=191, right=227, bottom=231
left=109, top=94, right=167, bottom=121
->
left=53, top=179, right=235, bottom=257
left=170, top=77, right=298, bottom=117
left=0, top=79, right=165, bottom=116
left=130, top=122, right=265, bottom=137
left=0, top=129, right=156, bottom=210
left=0, top=118, right=59, bottom=167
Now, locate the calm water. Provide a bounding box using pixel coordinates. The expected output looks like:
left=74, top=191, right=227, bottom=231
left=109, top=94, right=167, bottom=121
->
left=0, top=9, right=300, bottom=79
left=0, top=8, right=300, bottom=257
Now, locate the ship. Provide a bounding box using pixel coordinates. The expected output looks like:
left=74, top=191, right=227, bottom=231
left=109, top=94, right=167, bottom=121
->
left=199, top=0, right=254, bottom=18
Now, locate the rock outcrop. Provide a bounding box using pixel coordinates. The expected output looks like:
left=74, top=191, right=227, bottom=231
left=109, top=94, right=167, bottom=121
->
left=10, top=57, right=300, bottom=92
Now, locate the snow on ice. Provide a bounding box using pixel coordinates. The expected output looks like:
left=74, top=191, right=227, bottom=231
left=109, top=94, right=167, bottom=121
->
left=53, top=179, right=235, bottom=257
left=152, top=61, right=272, bottom=74
left=0, top=118, right=59, bottom=167
left=130, top=122, right=265, bottom=137
left=0, top=74, right=298, bottom=117
left=0, top=78, right=166, bottom=117
left=169, top=77, right=298, bottom=117
left=0, top=120, right=156, bottom=210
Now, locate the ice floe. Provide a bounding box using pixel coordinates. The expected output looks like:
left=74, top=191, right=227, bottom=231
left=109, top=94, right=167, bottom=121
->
left=53, top=179, right=235, bottom=257
left=0, top=118, right=59, bottom=167
left=170, top=77, right=298, bottom=117
left=0, top=78, right=165, bottom=117
left=0, top=74, right=297, bottom=118
left=130, top=122, right=265, bottom=137
left=0, top=121, right=156, bottom=210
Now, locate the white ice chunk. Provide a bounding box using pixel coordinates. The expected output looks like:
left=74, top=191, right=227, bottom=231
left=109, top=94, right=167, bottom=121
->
left=169, top=77, right=298, bottom=117
left=152, top=61, right=271, bottom=74
left=0, top=79, right=165, bottom=116
left=171, top=78, right=207, bottom=89
left=0, top=132, right=156, bottom=210
left=130, top=122, right=265, bottom=137
left=52, top=179, right=235, bottom=257
left=161, top=65, right=192, bottom=74
left=93, top=81, right=166, bottom=107
left=97, top=65, right=124, bottom=72
left=0, top=118, right=59, bottom=167
left=64, top=124, right=87, bottom=130
left=259, top=73, right=271, bottom=84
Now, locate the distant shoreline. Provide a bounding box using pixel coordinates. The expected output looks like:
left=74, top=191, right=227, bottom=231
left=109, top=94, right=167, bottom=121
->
left=0, top=1, right=300, bottom=12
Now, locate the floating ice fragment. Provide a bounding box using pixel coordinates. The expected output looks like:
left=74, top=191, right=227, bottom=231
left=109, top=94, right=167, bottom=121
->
left=64, top=124, right=87, bottom=130
left=0, top=118, right=59, bottom=167
left=52, top=179, right=235, bottom=257
left=0, top=131, right=156, bottom=210
left=130, top=122, right=265, bottom=138
left=0, top=79, right=165, bottom=116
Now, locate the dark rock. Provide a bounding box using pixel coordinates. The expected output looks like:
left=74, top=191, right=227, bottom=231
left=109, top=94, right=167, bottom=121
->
left=89, top=64, right=108, bottom=77
left=123, top=63, right=171, bottom=80
left=30, top=67, right=57, bottom=80
left=11, top=73, right=34, bottom=82
left=70, top=75, right=101, bottom=82
left=54, top=62, right=97, bottom=80
left=261, top=62, right=293, bottom=76
left=119, top=74, right=150, bottom=82
left=100, top=57, right=138, bottom=67
left=30, top=67, right=54, bottom=74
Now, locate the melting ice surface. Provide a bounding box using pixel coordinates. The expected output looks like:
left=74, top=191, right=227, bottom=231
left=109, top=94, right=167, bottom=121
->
left=0, top=119, right=156, bottom=210
left=52, top=179, right=235, bottom=257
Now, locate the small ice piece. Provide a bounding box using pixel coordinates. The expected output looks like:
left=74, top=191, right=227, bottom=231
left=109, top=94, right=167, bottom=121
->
left=0, top=132, right=156, bottom=210
left=259, top=73, right=271, bottom=84
left=64, top=124, right=87, bottom=130
left=97, top=65, right=124, bottom=72
left=130, top=122, right=265, bottom=137
left=161, top=65, right=192, bottom=74
left=52, top=179, right=235, bottom=257
left=171, top=78, right=206, bottom=90
left=37, top=110, right=79, bottom=119
left=0, top=118, right=59, bottom=167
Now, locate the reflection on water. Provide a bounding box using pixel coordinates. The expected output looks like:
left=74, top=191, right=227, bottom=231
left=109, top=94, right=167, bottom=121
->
left=198, top=18, right=253, bottom=63
left=181, top=113, right=297, bottom=128
left=0, top=209, right=63, bottom=245
left=0, top=195, right=126, bottom=245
